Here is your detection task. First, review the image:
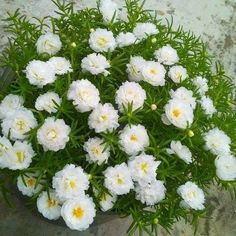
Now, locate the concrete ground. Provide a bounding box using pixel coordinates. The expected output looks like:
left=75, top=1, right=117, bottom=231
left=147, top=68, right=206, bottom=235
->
left=0, top=0, right=236, bottom=235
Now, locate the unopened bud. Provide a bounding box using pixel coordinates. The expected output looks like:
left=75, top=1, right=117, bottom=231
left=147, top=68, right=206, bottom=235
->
left=151, top=38, right=157, bottom=43
left=151, top=104, right=157, bottom=110
left=153, top=218, right=159, bottom=224
left=88, top=174, right=92, bottom=180
left=90, top=28, right=95, bottom=32
left=188, top=130, right=194, bottom=137
left=71, top=42, right=76, bottom=48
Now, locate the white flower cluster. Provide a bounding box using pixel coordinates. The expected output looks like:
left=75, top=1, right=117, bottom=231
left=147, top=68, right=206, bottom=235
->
left=204, top=127, right=236, bottom=181
left=51, top=164, right=96, bottom=230
left=0, top=95, right=38, bottom=141
left=25, top=56, right=72, bottom=88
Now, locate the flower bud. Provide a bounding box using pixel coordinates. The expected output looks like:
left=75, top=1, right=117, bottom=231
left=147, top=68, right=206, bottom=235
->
left=188, top=130, right=194, bottom=137
left=71, top=42, right=76, bottom=48
left=151, top=104, right=157, bottom=111
left=151, top=38, right=157, bottom=43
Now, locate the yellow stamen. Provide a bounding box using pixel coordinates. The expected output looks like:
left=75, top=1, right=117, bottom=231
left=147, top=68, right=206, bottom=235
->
left=26, top=178, right=35, bottom=187
left=16, top=151, right=26, bottom=163
left=150, top=69, right=157, bottom=75
left=99, top=115, right=108, bottom=122
left=73, top=207, right=84, bottom=219
left=69, top=180, right=76, bottom=189
left=47, top=199, right=57, bottom=208
left=91, top=146, right=101, bottom=156
left=187, top=191, right=196, bottom=199
left=130, top=134, right=138, bottom=141
left=140, top=162, right=148, bottom=174
left=172, top=109, right=181, bottom=118
left=16, top=120, right=26, bottom=131
left=97, top=37, right=109, bottom=47
left=46, top=129, right=58, bottom=140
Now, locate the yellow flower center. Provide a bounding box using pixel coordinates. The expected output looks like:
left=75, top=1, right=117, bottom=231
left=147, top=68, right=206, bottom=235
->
left=16, top=151, right=26, bottom=163
left=73, top=206, right=84, bottom=219
left=140, top=162, right=148, bottom=174
left=187, top=190, right=197, bottom=199
left=69, top=180, right=76, bottom=189
left=46, top=128, right=58, bottom=140
left=101, top=192, right=108, bottom=201
left=149, top=69, right=157, bottom=75
left=16, top=120, right=26, bottom=131
left=26, top=178, right=35, bottom=187
left=97, top=37, right=109, bottom=47
left=176, top=72, right=182, bottom=81
left=172, top=109, right=181, bottom=118
left=130, top=134, right=138, bottom=141
left=116, top=174, right=124, bottom=185
left=91, top=146, right=102, bottom=156
left=99, top=114, right=108, bottom=122
left=47, top=199, right=57, bottom=208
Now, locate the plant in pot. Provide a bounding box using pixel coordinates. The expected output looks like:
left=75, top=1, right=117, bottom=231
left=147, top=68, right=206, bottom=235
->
left=0, top=0, right=235, bottom=235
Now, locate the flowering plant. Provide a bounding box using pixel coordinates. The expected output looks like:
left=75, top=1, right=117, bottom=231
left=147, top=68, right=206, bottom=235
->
left=0, top=0, right=236, bottom=234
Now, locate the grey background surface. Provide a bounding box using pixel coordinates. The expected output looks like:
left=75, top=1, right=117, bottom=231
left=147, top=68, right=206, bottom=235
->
left=0, top=0, right=236, bottom=235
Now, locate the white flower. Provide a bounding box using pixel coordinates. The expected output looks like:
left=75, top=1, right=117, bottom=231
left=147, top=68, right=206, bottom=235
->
left=81, top=53, right=110, bottom=76
left=47, top=57, right=72, bottom=75
left=99, top=192, right=117, bottom=212
left=104, top=163, right=134, bottom=195
left=83, top=137, right=110, bottom=165
left=177, top=181, right=205, bottom=210
left=167, top=141, right=192, bottom=164
left=93, top=188, right=117, bottom=212
left=119, top=124, right=149, bottom=155
left=36, top=32, right=62, bottom=55
left=126, top=56, right=146, bottom=82
left=89, top=28, right=116, bottom=52
left=200, top=96, right=216, bottom=117
left=0, top=136, right=12, bottom=169
left=37, top=190, right=61, bottom=220
left=116, top=32, right=137, bottom=47
left=17, top=173, right=43, bottom=197
left=161, top=113, right=171, bottom=126
left=142, top=61, right=166, bottom=86
left=170, top=87, right=196, bottom=109
left=0, top=94, right=24, bottom=119
left=6, top=141, right=35, bottom=170
left=37, top=117, right=70, bottom=152
left=61, top=195, right=96, bottom=231
left=88, top=103, right=119, bottom=133
left=154, top=45, right=179, bottom=65
left=168, top=65, right=188, bottom=83
left=193, top=76, right=209, bottom=95
left=35, top=92, right=61, bottom=113
left=215, top=154, right=236, bottom=181
left=52, top=164, right=89, bottom=202
left=128, top=154, right=161, bottom=185
left=135, top=180, right=166, bottom=206
left=204, top=128, right=231, bottom=156
left=99, top=0, right=119, bottom=23
left=67, top=79, right=100, bottom=113
left=115, top=81, right=146, bottom=112
left=1, top=109, right=37, bottom=141
left=133, top=22, right=158, bottom=40
left=25, top=60, right=56, bottom=88
left=164, top=98, right=194, bottom=129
